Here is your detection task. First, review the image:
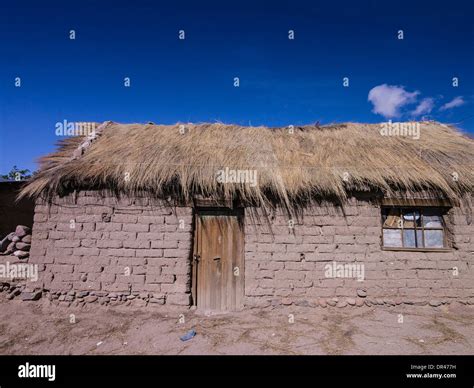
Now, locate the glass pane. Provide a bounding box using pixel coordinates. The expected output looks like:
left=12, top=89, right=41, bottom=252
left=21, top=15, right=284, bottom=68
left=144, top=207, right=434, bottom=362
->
left=423, top=210, right=443, bottom=228
left=403, top=210, right=421, bottom=228
left=383, top=229, right=402, bottom=247
left=383, top=209, right=402, bottom=228
left=403, top=229, right=416, bottom=248
left=417, top=230, right=424, bottom=248
left=424, top=230, right=444, bottom=248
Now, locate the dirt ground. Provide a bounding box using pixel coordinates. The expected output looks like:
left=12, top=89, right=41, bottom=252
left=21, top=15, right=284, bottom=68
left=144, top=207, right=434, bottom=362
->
left=0, top=298, right=473, bottom=355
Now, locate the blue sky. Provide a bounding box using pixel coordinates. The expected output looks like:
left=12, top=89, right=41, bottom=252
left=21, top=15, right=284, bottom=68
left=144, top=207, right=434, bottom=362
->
left=1, top=0, right=473, bottom=173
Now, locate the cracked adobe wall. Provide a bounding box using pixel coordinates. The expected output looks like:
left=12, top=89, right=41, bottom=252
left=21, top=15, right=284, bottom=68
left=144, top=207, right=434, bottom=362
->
left=27, top=191, right=473, bottom=308
left=244, top=198, right=474, bottom=308
left=29, top=191, right=193, bottom=307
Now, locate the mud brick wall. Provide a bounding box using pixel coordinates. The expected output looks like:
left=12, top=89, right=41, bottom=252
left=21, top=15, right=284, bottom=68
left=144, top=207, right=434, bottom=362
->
left=244, top=198, right=474, bottom=308
left=28, top=191, right=473, bottom=309
left=29, top=191, right=193, bottom=307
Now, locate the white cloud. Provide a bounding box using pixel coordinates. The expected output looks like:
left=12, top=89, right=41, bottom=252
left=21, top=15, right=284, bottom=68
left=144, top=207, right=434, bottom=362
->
left=440, top=96, right=465, bottom=111
left=411, top=97, right=435, bottom=116
left=368, top=84, right=419, bottom=118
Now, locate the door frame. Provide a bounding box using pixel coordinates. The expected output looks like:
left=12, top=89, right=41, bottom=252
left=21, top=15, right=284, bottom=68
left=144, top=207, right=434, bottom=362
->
left=191, top=207, right=244, bottom=309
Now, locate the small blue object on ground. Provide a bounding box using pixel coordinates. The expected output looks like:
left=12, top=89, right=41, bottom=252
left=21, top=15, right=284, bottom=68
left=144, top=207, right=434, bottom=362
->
left=180, top=329, right=196, bottom=341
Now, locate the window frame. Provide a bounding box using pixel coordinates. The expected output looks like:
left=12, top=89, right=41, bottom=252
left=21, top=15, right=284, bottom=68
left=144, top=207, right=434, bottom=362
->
left=381, top=206, right=451, bottom=252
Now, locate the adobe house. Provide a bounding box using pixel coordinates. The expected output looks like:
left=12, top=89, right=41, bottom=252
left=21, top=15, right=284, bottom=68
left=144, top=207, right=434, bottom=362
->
left=18, top=121, right=474, bottom=310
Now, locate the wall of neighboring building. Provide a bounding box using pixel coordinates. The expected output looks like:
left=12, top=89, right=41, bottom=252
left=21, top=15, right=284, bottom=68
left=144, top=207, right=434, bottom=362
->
left=0, top=182, right=34, bottom=239
left=29, top=191, right=193, bottom=307
left=244, top=198, right=474, bottom=308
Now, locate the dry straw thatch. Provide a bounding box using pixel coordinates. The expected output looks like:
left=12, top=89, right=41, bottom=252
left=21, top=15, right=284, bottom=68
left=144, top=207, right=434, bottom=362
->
left=20, top=121, right=474, bottom=209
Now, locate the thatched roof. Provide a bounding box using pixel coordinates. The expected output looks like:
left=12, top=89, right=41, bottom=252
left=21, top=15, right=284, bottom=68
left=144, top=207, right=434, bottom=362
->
left=20, top=121, right=474, bottom=208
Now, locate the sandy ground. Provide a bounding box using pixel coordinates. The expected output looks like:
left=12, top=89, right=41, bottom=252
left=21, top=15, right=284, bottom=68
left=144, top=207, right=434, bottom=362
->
left=0, top=298, right=473, bottom=355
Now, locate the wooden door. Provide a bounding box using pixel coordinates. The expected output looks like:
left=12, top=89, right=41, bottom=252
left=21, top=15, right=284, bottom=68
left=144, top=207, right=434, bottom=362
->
left=193, top=208, right=244, bottom=311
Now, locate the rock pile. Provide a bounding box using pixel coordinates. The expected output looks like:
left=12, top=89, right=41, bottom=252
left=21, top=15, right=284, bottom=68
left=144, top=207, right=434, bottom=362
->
left=0, top=225, right=32, bottom=259
left=0, top=283, right=26, bottom=300
left=43, top=290, right=166, bottom=308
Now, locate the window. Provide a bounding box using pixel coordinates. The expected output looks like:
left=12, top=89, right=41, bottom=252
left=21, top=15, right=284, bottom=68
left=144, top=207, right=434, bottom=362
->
left=382, top=207, right=448, bottom=250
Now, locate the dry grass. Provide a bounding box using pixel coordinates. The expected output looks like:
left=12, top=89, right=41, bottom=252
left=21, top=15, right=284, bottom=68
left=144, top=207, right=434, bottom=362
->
left=20, top=121, right=474, bottom=209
